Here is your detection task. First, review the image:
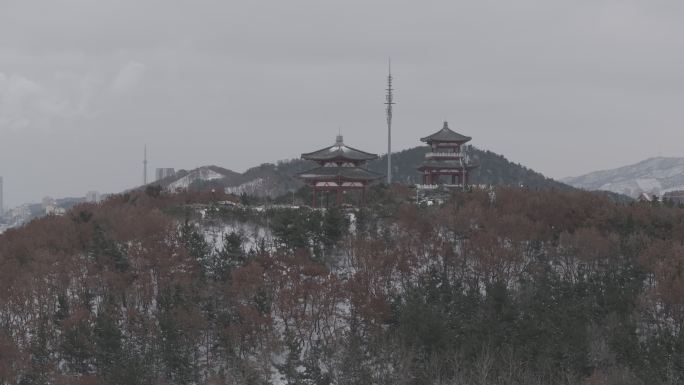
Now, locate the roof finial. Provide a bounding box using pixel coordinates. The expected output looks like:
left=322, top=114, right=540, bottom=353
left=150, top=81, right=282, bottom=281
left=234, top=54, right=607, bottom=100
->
left=336, top=133, right=344, bottom=145
left=443, top=121, right=449, bottom=130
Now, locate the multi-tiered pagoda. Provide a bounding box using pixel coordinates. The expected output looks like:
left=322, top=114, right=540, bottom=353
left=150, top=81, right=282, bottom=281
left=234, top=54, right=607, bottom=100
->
left=418, top=121, right=478, bottom=186
left=299, top=135, right=383, bottom=207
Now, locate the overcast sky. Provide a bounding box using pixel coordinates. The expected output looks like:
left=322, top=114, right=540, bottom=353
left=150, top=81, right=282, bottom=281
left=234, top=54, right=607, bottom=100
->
left=1, top=0, right=683, bottom=206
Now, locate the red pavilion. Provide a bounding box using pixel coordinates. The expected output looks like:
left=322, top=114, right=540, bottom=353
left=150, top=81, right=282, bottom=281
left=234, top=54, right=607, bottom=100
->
left=418, top=121, right=478, bottom=186
left=299, top=135, right=383, bottom=207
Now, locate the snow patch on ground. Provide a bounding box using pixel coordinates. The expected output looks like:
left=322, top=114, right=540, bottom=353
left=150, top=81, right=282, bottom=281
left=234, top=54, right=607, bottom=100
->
left=201, top=220, right=274, bottom=252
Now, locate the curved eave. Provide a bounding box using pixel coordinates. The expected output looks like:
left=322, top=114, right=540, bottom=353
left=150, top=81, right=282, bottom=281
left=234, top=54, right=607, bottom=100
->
left=301, top=145, right=378, bottom=162
left=297, top=167, right=384, bottom=182
left=417, top=162, right=479, bottom=171
left=301, top=154, right=367, bottom=164
left=420, top=135, right=472, bottom=144
left=420, top=123, right=473, bottom=143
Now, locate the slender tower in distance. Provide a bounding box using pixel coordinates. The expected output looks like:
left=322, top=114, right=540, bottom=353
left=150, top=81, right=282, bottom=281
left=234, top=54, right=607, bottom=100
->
left=143, top=145, right=148, bottom=185
left=0, top=176, right=4, bottom=216
left=385, top=60, right=395, bottom=185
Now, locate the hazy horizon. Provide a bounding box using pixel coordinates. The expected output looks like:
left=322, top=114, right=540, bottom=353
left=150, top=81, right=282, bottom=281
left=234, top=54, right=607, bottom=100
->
left=2, top=0, right=683, bottom=206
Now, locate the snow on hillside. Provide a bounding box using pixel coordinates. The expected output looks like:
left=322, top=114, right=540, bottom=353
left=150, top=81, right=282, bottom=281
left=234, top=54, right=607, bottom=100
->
left=225, top=178, right=266, bottom=196
left=167, top=166, right=228, bottom=190
left=562, top=157, right=684, bottom=197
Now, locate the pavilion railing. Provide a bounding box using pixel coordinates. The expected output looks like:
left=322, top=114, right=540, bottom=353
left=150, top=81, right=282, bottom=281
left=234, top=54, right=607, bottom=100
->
left=425, top=151, right=464, bottom=158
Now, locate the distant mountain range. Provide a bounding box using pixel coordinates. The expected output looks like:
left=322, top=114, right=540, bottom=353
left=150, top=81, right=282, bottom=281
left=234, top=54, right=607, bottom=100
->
left=152, top=146, right=569, bottom=197
left=562, top=157, right=684, bottom=197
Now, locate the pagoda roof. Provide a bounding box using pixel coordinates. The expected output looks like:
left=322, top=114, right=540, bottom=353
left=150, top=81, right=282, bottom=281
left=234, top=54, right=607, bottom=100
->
left=418, top=159, right=479, bottom=171
left=298, top=166, right=383, bottom=181
left=302, top=135, right=378, bottom=162
left=420, top=121, right=472, bottom=143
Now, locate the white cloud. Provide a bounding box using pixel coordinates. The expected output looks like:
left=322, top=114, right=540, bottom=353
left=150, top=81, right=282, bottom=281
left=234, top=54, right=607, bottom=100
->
left=0, top=61, right=147, bottom=132
left=0, top=73, right=45, bottom=130
left=0, top=71, right=105, bottom=131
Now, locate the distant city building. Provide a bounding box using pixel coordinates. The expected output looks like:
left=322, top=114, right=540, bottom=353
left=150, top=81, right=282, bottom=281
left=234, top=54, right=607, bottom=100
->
left=663, top=190, right=684, bottom=205
left=86, top=191, right=100, bottom=203
left=0, top=176, right=3, bottom=216
left=42, top=196, right=56, bottom=210
left=45, top=204, right=66, bottom=216
left=9, top=204, right=31, bottom=225
left=155, top=168, right=175, bottom=181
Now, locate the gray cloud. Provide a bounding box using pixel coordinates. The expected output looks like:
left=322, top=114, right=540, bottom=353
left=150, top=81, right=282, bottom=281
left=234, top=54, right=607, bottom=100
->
left=0, top=69, right=107, bottom=132
left=110, top=61, right=146, bottom=95
left=0, top=73, right=42, bottom=130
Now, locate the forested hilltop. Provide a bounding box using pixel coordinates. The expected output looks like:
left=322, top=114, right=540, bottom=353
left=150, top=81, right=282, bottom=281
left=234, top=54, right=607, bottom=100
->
left=1, top=186, right=684, bottom=385
left=156, top=145, right=570, bottom=198
left=369, top=146, right=570, bottom=189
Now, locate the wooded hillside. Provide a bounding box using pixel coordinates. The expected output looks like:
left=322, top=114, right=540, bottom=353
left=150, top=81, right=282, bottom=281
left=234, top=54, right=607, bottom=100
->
left=0, top=187, right=683, bottom=385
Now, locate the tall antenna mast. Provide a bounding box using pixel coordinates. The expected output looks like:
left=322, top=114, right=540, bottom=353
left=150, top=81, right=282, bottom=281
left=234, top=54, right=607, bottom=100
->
left=143, top=144, right=148, bottom=185
left=385, top=59, right=395, bottom=185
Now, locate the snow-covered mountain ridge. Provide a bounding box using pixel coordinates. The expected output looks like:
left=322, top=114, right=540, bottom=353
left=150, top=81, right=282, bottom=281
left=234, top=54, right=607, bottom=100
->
left=562, top=157, right=684, bottom=197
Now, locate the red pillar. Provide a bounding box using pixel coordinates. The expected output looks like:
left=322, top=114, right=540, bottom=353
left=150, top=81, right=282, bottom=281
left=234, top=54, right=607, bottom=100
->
left=336, top=188, right=342, bottom=206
